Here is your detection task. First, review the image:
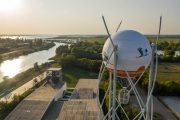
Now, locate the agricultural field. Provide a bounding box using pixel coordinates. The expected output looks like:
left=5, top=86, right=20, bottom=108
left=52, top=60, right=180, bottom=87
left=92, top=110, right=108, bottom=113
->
left=80, top=37, right=106, bottom=44
left=62, top=67, right=98, bottom=87
left=81, top=36, right=180, bottom=44
left=147, top=37, right=180, bottom=43
left=157, top=63, right=180, bottom=84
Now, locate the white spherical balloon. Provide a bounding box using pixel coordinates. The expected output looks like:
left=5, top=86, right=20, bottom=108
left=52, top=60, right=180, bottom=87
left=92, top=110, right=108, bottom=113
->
left=102, top=30, right=152, bottom=78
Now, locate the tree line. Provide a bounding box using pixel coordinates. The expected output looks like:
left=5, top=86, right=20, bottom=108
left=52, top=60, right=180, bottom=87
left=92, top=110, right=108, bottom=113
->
left=139, top=71, right=180, bottom=96
left=55, top=41, right=103, bottom=72
left=157, top=41, right=180, bottom=62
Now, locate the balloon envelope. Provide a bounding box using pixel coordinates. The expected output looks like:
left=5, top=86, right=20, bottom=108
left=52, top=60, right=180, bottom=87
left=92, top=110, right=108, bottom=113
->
left=102, top=30, right=152, bottom=78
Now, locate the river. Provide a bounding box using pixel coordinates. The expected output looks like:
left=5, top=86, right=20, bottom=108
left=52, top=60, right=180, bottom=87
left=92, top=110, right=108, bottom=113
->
left=0, top=42, right=63, bottom=83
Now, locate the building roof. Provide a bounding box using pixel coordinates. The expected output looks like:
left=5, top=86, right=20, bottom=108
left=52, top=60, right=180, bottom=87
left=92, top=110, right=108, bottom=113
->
left=5, top=83, right=63, bottom=120
left=58, top=99, right=99, bottom=120
left=58, top=79, right=103, bottom=120
left=47, top=68, right=62, bottom=71
left=75, top=79, right=98, bottom=93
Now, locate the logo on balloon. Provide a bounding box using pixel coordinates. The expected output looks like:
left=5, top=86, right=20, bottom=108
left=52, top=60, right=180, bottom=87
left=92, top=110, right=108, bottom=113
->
left=137, top=47, right=149, bottom=58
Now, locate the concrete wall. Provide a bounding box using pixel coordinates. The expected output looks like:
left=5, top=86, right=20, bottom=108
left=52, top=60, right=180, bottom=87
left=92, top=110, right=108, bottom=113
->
left=54, top=82, right=67, bottom=101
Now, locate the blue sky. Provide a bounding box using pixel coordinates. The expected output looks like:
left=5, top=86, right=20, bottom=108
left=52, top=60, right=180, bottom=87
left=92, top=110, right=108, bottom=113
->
left=0, top=0, right=180, bottom=35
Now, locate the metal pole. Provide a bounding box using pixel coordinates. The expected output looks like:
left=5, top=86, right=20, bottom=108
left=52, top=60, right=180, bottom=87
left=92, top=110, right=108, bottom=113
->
left=146, top=44, right=155, bottom=120
left=109, top=72, right=112, bottom=120
left=112, top=46, right=117, bottom=120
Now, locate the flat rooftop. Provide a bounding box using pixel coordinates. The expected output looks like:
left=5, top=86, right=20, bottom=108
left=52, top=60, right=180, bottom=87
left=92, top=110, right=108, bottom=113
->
left=75, top=79, right=98, bottom=93
left=47, top=68, right=62, bottom=71
left=58, top=99, right=99, bottom=120
left=5, top=82, right=64, bottom=120
left=58, top=79, right=103, bottom=120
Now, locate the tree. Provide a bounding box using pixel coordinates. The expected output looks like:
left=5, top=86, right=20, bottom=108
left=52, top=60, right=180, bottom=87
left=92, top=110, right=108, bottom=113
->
left=164, top=49, right=174, bottom=57
left=60, top=55, right=77, bottom=68
left=70, top=41, right=101, bottom=59
left=33, top=39, right=43, bottom=46
left=33, top=78, right=38, bottom=86
left=0, top=55, right=2, bottom=61
left=164, top=81, right=180, bottom=95
left=34, top=62, right=39, bottom=71
left=56, top=45, right=69, bottom=55
left=29, top=40, right=33, bottom=48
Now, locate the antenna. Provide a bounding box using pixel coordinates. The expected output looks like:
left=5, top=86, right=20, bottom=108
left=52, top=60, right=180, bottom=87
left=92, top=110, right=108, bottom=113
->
left=116, top=20, right=122, bottom=32
left=157, top=16, right=162, bottom=41
left=100, top=16, right=122, bottom=120
left=101, top=15, right=118, bottom=120
left=146, top=16, right=162, bottom=120
left=102, top=16, right=115, bottom=48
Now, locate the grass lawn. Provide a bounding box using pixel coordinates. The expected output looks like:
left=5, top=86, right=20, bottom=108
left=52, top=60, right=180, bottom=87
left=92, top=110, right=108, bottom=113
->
left=157, top=72, right=180, bottom=84
left=148, top=37, right=180, bottom=43
left=80, top=36, right=180, bottom=44
left=81, top=37, right=106, bottom=44
left=62, top=67, right=98, bottom=87
left=157, top=63, right=180, bottom=84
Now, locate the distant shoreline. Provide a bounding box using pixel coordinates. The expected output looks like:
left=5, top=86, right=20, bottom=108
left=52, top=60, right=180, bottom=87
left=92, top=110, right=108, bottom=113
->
left=1, top=34, right=180, bottom=39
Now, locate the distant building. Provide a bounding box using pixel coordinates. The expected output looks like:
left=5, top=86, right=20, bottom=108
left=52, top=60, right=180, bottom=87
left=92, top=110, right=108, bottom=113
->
left=174, top=51, right=180, bottom=57
left=157, top=50, right=165, bottom=56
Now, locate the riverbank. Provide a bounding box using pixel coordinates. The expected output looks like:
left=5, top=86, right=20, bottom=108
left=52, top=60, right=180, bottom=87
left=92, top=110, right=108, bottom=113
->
left=0, top=71, right=47, bottom=102
left=0, top=77, right=46, bottom=120
left=0, top=63, right=49, bottom=98
left=0, top=42, right=55, bottom=64
left=0, top=42, right=63, bottom=83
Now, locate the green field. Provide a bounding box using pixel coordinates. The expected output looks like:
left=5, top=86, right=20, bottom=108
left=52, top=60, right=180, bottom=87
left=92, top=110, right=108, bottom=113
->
left=81, top=36, right=180, bottom=44
left=148, top=37, right=180, bottom=43
left=81, top=37, right=106, bottom=44
left=62, top=67, right=98, bottom=87
left=157, top=63, right=180, bottom=84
